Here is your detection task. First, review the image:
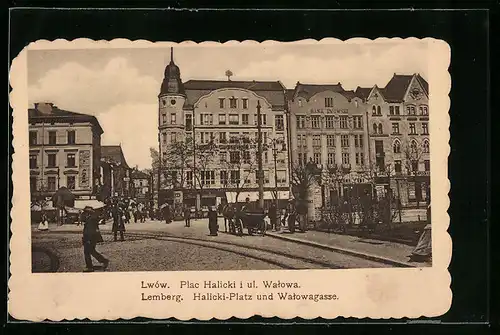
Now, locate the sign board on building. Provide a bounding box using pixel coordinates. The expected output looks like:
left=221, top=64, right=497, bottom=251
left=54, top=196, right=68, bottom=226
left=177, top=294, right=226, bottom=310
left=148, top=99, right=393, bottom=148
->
left=79, top=150, right=91, bottom=189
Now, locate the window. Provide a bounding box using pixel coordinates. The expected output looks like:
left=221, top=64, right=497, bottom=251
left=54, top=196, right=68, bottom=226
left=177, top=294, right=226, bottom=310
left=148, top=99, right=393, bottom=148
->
left=377, top=123, right=383, bottom=134
left=243, top=151, right=251, bottom=164
left=342, top=153, right=350, bottom=165
left=171, top=132, right=178, bottom=143
left=394, top=160, right=402, bottom=173
left=355, top=153, right=365, bottom=166
left=395, top=106, right=400, bottom=115
left=48, top=131, right=56, bottom=145
left=162, top=114, right=167, bottom=124
left=47, top=177, right=56, bottom=191
left=185, top=114, right=192, bottom=130
left=389, top=106, right=394, bottom=115
left=47, top=153, right=56, bottom=167
left=229, top=98, right=237, bottom=109
left=201, top=171, right=215, bottom=185
left=354, top=134, right=364, bottom=148
left=339, top=116, right=348, bottom=129
left=298, top=153, right=303, bottom=165
left=422, top=122, right=429, bottom=135
left=277, top=170, right=287, bottom=183
left=423, top=140, right=430, bottom=153
left=372, top=105, right=377, bottom=115
left=171, top=113, right=177, bottom=124
left=327, top=153, right=335, bottom=165
left=229, top=114, right=239, bottom=125
left=219, top=98, right=225, bottom=108
left=67, top=130, right=76, bottom=144
left=219, top=132, right=227, bottom=143
left=377, top=106, right=382, bottom=115
left=392, top=123, right=400, bottom=134
left=230, top=170, right=240, bottom=184
left=353, top=116, right=363, bottom=129
left=275, top=115, right=284, bottom=131
left=220, top=171, right=228, bottom=185
left=296, top=116, right=306, bottom=128
left=411, top=160, right=419, bottom=172
left=237, top=114, right=247, bottom=125
left=393, top=140, right=401, bottom=153
left=297, top=134, right=306, bottom=147
left=310, top=116, right=320, bottom=129
left=312, top=135, right=321, bottom=147
left=242, top=99, right=248, bottom=109
left=373, top=123, right=377, bottom=133
left=200, top=113, right=213, bottom=125
left=230, top=151, right=240, bottom=164
left=67, top=153, right=76, bottom=167
left=327, top=135, right=335, bottom=147
left=30, top=176, right=37, bottom=191
left=424, top=160, right=430, bottom=171
left=313, top=153, right=321, bottom=164
left=409, top=123, right=417, bottom=134
left=410, top=140, right=418, bottom=153
left=325, top=97, right=333, bottom=107
left=420, top=106, right=428, bottom=115
left=219, top=151, right=227, bottom=163
left=29, top=154, right=37, bottom=169
left=186, top=171, right=193, bottom=185
left=67, top=176, right=76, bottom=190
left=255, top=114, right=267, bottom=125
left=162, top=133, right=167, bottom=144
left=29, top=131, right=37, bottom=145
left=407, top=105, right=416, bottom=115
left=264, top=151, right=268, bottom=164
left=218, top=114, right=226, bottom=125
left=325, top=116, right=335, bottom=128
left=341, top=135, right=349, bottom=147
left=229, top=132, right=239, bottom=143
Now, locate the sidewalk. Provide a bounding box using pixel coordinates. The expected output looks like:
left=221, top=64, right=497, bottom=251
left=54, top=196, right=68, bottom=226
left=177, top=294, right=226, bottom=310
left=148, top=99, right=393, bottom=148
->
left=266, top=229, right=427, bottom=267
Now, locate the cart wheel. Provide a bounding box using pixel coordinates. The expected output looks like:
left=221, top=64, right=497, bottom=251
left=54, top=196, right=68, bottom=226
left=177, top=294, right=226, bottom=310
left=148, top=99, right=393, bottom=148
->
left=248, top=228, right=254, bottom=236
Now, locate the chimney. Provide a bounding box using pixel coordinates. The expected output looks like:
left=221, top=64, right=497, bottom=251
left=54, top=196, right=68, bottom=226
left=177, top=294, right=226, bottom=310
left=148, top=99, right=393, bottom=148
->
left=35, top=102, right=54, bottom=114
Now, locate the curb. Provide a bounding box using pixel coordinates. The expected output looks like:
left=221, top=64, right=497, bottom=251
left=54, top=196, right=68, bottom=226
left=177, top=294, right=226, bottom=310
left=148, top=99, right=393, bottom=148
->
left=266, top=232, right=413, bottom=268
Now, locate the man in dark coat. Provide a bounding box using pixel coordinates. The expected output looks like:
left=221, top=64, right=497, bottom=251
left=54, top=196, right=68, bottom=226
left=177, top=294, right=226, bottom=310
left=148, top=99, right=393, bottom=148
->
left=112, top=204, right=126, bottom=241
left=184, top=205, right=191, bottom=227
left=82, top=206, right=109, bottom=272
left=268, top=203, right=278, bottom=231
left=208, top=206, right=218, bottom=236
left=163, top=204, right=171, bottom=224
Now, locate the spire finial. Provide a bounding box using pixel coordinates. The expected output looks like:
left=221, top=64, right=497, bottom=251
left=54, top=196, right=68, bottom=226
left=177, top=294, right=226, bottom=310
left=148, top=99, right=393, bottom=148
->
left=170, top=47, right=174, bottom=63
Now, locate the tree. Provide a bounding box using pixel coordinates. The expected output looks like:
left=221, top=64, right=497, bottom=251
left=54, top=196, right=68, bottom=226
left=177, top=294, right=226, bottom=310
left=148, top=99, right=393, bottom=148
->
left=163, top=137, right=194, bottom=190
left=402, top=139, right=425, bottom=208
left=220, top=135, right=256, bottom=203
left=190, top=139, right=218, bottom=208
left=290, top=160, right=321, bottom=202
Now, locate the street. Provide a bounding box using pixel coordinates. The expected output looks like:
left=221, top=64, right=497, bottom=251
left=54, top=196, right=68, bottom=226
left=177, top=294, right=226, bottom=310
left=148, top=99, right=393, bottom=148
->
left=32, top=217, right=392, bottom=272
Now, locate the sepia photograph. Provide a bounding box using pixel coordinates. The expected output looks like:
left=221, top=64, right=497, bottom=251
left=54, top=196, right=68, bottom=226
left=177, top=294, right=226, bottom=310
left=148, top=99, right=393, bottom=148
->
left=10, top=37, right=451, bottom=321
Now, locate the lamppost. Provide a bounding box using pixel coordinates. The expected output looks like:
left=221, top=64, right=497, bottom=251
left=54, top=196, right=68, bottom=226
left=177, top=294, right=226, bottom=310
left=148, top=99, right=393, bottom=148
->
left=271, top=138, right=286, bottom=210
left=256, top=100, right=264, bottom=210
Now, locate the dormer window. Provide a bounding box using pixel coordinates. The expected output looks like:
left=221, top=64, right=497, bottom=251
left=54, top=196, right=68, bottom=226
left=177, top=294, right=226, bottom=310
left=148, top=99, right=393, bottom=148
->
left=219, top=98, right=225, bottom=109
left=229, top=97, right=237, bottom=109
left=162, top=99, right=167, bottom=106
left=325, top=97, right=333, bottom=107
left=170, top=99, right=176, bottom=106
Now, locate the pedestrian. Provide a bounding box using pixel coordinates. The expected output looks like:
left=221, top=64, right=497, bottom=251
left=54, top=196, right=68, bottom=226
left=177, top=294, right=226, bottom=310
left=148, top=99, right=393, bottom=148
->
left=37, top=212, right=49, bottom=231
left=163, top=204, right=171, bottom=224
left=269, top=203, right=278, bottom=231
left=184, top=205, right=191, bottom=227
left=208, top=206, right=218, bottom=236
left=112, top=204, right=126, bottom=242
left=82, top=206, right=109, bottom=272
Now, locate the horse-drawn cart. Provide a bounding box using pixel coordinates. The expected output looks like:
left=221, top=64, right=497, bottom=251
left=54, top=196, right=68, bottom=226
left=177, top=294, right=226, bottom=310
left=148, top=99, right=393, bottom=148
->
left=220, top=204, right=266, bottom=236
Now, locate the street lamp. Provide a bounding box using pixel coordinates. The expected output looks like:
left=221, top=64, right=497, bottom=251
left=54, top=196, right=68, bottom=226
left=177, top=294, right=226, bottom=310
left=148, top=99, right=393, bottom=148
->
left=272, top=138, right=286, bottom=210
left=256, top=100, right=264, bottom=210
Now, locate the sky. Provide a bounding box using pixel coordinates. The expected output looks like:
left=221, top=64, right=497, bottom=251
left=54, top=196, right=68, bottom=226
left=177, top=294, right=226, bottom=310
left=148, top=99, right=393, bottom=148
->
left=27, top=40, right=430, bottom=170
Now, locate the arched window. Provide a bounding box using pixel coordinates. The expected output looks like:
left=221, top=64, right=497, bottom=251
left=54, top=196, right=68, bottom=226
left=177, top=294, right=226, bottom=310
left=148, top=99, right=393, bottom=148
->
left=377, top=106, right=381, bottom=115
left=410, top=139, right=418, bottom=153
left=422, top=139, right=430, bottom=153
left=372, top=105, right=377, bottom=115
left=393, top=139, right=401, bottom=153
left=372, top=123, right=377, bottom=133
left=377, top=123, right=383, bottom=134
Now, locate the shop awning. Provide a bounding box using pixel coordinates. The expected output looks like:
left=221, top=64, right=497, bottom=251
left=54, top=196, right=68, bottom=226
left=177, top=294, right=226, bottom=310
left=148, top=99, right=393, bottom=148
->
left=225, top=191, right=291, bottom=203
left=73, top=199, right=106, bottom=209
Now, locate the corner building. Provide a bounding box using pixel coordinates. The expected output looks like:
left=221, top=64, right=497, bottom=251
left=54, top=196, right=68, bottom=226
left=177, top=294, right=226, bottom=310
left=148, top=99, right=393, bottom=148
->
left=363, top=73, right=430, bottom=206
left=158, top=49, right=289, bottom=208
left=288, top=83, right=371, bottom=208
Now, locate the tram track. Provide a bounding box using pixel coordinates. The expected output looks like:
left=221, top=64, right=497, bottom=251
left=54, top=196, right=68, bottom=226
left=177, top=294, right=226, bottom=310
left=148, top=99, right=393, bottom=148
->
left=33, top=230, right=346, bottom=270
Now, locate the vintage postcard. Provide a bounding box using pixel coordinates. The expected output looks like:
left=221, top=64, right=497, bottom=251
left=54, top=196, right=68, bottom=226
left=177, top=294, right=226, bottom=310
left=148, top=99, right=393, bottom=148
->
left=9, top=38, right=451, bottom=321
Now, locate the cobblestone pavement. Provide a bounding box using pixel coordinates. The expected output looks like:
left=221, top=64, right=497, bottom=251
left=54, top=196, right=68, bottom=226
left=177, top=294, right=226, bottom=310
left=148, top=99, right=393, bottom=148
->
left=32, top=218, right=390, bottom=272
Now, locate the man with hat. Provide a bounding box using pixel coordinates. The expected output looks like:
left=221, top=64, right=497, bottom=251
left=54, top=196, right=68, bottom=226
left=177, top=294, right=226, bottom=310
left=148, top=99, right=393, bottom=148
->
left=82, top=206, right=109, bottom=272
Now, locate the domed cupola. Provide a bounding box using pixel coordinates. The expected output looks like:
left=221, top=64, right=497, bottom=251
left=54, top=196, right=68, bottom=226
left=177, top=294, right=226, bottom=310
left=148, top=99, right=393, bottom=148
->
left=159, top=47, right=185, bottom=96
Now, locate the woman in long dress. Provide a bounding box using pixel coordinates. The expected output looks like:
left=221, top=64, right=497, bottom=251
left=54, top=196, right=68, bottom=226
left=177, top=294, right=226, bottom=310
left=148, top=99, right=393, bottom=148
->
left=409, top=204, right=432, bottom=262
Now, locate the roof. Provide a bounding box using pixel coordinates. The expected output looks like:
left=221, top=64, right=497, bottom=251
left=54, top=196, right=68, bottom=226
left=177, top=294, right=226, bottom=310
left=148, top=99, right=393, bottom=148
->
left=28, top=103, right=103, bottom=134
left=183, top=80, right=286, bottom=110
left=380, top=73, right=429, bottom=102
left=355, top=87, right=372, bottom=100
left=293, top=83, right=356, bottom=101
left=285, top=89, right=295, bottom=101
left=101, top=145, right=130, bottom=169
left=131, top=170, right=149, bottom=179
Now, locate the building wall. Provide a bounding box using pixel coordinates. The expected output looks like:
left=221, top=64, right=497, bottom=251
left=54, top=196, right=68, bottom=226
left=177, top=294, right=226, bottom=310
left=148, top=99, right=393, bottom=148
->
left=28, top=121, right=99, bottom=198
